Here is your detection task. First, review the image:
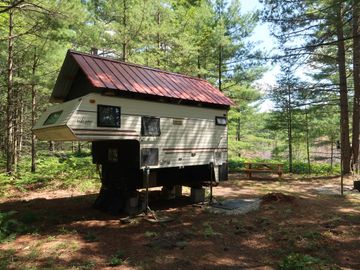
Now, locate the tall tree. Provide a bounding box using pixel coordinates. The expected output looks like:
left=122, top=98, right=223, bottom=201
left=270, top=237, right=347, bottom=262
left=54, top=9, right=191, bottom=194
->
left=261, top=0, right=354, bottom=173
left=6, top=8, right=14, bottom=173
left=352, top=0, right=360, bottom=166
left=334, top=1, right=351, bottom=173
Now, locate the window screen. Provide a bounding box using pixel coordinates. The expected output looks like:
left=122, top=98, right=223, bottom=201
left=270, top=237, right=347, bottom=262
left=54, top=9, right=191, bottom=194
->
left=97, top=105, right=121, bottom=127
left=44, top=111, right=63, bottom=125
left=141, top=116, right=160, bottom=136
left=215, top=116, right=227, bottom=126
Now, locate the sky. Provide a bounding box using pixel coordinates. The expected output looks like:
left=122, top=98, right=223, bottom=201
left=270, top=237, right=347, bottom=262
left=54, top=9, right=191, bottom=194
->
left=241, top=0, right=279, bottom=112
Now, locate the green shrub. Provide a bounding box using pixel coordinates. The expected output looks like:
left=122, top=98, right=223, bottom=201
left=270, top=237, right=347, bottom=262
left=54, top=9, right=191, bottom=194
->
left=0, top=151, right=99, bottom=194
left=283, top=161, right=340, bottom=175
left=228, top=156, right=340, bottom=175
left=19, top=211, right=39, bottom=225
left=0, top=211, right=27, bottom=242
left=228, top=156, right=247, bottom=171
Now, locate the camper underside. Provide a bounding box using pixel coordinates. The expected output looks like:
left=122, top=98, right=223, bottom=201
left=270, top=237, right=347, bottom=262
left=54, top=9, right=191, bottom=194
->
left=91, top=140, right=228, bottom=213
left=92, top=140, right=228, bottom=188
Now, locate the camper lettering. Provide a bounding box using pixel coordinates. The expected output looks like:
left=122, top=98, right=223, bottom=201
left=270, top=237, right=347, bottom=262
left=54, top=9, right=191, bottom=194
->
left=77, top=117, right=93, bottom=126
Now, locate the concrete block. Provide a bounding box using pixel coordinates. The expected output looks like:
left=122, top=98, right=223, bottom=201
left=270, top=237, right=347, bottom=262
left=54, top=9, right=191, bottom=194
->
left=125, top=195, right=140, bottom=215
left=191, top=187, right=205, bottom=203
left=128, top=196, right=138, bottom=208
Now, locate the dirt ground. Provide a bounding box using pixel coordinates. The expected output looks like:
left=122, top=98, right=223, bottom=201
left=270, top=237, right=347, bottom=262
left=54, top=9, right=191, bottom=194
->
left=0, top=173, right=359, bottom=270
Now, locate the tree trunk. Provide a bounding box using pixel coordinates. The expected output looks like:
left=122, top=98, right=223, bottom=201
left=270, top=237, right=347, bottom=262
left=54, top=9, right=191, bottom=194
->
left=336, top=3, right=351, bottom=174
left=13, top=87, right=18, bottom=170
left=197, top=53, right=201, bottom=78
left=122, top=0, right=127, bottom=62
left=305, top=109, right=311, bottom=174
left=330, top=138, right=334, bottom=170
left=157, top=9, right=161, bottom=67
left=17, top=92, right=24, bottom=158
left=6, top=9, right=15, bottom=174
left=31, top=49, right=38, bottom=173
left=77, top=142, right=81, bottom=154
left=352, top=0, right=360, bottom=166
left=218, top=45, right=222, bottom=91
left=236, top=116, right=240, bottom=141
left=287, top=86, right=293, bottom=173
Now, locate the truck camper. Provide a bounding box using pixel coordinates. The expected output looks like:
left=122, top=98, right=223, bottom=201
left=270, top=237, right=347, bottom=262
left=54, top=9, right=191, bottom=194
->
left=33, top=50, right=234, bottom=213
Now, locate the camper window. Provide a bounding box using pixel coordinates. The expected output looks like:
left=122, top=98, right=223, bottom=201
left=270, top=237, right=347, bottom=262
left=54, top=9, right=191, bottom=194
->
left=215, top=116, right=227, bottom=126
left=141, top=117, right=160, bottom=136
left=141, top=148, right=159, bottom=166
left=97, top=105, right=121, bottom=127
left=44, top=111, right=63, bottom=125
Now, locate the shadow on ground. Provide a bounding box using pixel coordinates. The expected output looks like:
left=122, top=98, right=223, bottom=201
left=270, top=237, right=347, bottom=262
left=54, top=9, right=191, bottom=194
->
left=0, top=174, right=359, bottom=270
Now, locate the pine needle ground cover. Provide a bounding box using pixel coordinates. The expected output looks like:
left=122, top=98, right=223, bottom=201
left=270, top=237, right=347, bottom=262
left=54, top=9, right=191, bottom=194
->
left=0, top=173, right=358, bottom=270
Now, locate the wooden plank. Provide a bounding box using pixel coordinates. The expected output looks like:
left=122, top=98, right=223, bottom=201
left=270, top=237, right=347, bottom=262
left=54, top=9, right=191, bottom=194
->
left=243, top=162, right=284, bottom=166
left=242, top=169, right=282, bottom=173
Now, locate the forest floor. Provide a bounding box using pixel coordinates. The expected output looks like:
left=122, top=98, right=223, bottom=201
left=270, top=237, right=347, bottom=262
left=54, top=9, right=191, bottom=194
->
left=0, top=173, right=359, bottom=270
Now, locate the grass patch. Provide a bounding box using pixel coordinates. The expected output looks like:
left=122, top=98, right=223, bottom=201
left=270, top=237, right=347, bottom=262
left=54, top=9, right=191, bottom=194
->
left=84, top=232, right=97, bottom=242
left=71, top=261, right=96, bottom=270
left=203, top=222, right=221, bottom=238
left=144, top=231, right=158, bottom=238
left=108, top=249, right=127, bottom=267
left=58, top=226, right=77, bottom=234
left=0, top=249, right=16, bottom=270
left=279, top=253, right=340, bottom=270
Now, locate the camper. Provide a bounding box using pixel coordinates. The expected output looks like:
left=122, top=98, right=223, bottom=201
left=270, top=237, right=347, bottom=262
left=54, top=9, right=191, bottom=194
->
left=33, top=50, right=234, bottom=212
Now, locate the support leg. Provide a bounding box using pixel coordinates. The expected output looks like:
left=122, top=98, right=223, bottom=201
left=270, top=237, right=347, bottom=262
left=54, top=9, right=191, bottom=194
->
left=210, top=162, right=214, bottom=204
left=145, top=166, right=150, bottom=215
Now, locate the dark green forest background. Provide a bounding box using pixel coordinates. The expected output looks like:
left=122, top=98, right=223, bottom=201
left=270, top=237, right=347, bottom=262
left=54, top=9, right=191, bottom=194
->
left=2, top=0, right=359, bottom=189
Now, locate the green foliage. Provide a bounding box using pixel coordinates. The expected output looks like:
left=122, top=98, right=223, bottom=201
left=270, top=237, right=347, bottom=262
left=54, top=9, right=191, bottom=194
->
left=228, top=156, right=247, bottom=171
left=84, top=232, right=97, bottom=242
left=144, top=231, right=158, bottom=238
left=228, top=157, right=340, bottom=175
left=285, top=162, right=340, bottom=175
left=0, top=152, right=99, bottom=196
left=108, top=249, right=126, bottom=267
left=279, top=253, right=339, bottom=270
left=0, top=249, right=16, bottom=270
left=0, top=211, right=27, bottom=243
left=19, top=211, right=39, bottom=225
left=203, top=222, right=221, bottom=237
left=74, top=261, right=96, bottom=270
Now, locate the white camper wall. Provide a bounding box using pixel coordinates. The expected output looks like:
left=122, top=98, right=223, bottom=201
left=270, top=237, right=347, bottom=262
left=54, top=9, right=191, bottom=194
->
left=69, top=93, right=228, bottom=169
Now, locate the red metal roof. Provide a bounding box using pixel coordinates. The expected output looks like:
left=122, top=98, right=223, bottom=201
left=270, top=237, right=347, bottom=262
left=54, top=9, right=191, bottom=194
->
left=67, top=50, right=234, bottom=107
